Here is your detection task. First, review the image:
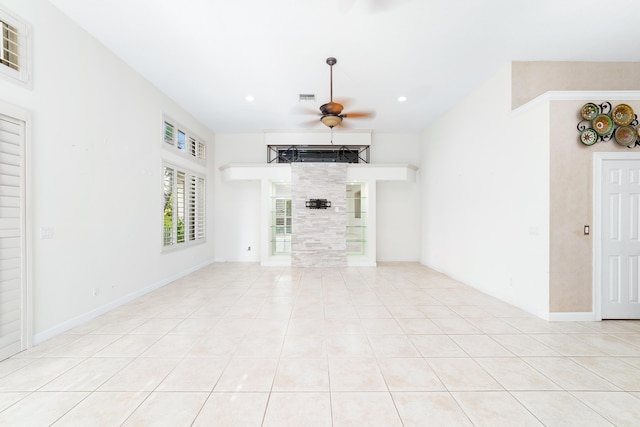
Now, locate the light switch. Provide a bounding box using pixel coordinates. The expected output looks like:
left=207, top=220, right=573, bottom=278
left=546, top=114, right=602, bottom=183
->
left=584, top=225, right=590, bottom=235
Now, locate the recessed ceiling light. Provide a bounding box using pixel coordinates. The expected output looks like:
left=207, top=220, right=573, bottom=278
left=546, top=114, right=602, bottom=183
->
left=397, top=96, right=407, bottom=102
left=245, top=95, right=255, bottom=102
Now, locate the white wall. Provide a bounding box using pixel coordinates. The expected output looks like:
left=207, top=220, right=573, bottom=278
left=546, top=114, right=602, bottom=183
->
left=213, top=134, right=263, bottom=262
left=371, top=133, right=421, bottom=261
left=214, top=132, right=422, bottom=263
left=420, top=63, right=550, bottom=316
left=0, top=0, right=215, bottom=342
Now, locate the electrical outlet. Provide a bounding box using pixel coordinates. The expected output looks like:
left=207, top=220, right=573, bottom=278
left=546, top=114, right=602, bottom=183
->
left=247, top=246, right=251, bottom=251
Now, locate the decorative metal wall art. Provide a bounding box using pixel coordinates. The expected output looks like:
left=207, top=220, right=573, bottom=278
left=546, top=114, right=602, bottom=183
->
left=305, top=199, right=331, bottom=209
left=578, top=102, right=640, bottom=147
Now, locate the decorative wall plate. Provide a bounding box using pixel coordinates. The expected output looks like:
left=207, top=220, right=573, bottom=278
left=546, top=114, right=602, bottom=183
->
left=612, top=104, right=634, bottom=126
left=580, top=128, right=598, bottom=146
left=581, top=103, right=600, bottom=121
left=593, top=114, right=614, bottom=135
left=615, top=125, right=636, bottom=146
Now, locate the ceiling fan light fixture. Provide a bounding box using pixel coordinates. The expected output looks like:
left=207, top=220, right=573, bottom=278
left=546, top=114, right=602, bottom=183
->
left=321, top=115, right=343, bottom=128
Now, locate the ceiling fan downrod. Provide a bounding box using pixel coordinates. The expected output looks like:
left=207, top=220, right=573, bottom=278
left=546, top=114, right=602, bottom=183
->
left=326, top=57, right=336, bottom=102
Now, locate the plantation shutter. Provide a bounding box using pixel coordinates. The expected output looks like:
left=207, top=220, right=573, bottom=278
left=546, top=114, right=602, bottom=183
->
left=0, top=13, right=29, bottom=85
left=0, top=112, right=25, bottom=360
left=196, top=176, right=205, bottom=240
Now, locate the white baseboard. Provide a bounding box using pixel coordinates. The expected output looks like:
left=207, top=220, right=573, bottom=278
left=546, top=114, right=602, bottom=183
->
left=33, top=259, right=215, bottom=345
left=347, top=260, right=377, bottom=267
left=546, top=311, right=598, bottom=322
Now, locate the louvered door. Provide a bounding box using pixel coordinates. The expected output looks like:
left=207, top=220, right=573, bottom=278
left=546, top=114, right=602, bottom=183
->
left=0, top=112, right=25, bottom=360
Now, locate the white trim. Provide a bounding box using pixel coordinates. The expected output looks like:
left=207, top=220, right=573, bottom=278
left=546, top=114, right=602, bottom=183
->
left=263, top=130, right=372, bottom=146
left=0, top=5, right=31, bottom=88
left=547, top=312, right=598, bottom=322
left=512, top=90, right=640, bottom=116
left=33, top=259, right=215, bottom=345
left=0, top=100, right=31, bottom=358
left=347, top=260, right=377, bottom=267
left=593, top=152, right=640, bottom=321
left=161, top=114, right=207, bottom=166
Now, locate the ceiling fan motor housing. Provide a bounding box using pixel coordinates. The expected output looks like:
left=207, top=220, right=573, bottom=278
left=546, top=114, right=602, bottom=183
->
left=320, top=102, right=344, bottom=115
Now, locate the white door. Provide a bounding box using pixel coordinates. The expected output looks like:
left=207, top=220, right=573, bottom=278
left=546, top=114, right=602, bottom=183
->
left=601, top=158, right=640, bottom=319
left=0, top=111, right=26, bottom=360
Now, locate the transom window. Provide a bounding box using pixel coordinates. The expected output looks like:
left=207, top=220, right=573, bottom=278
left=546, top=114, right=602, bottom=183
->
left=0, top=20, right=18, bottom=71
left=163, top=116, right=206, bottom=164
left=0, top=7, right=29, bottom=85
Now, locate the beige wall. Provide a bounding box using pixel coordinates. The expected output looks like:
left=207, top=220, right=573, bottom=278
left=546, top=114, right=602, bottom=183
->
left=513, top=62, right=640, bottom=109
left=549, top=99, right=640, bottom=312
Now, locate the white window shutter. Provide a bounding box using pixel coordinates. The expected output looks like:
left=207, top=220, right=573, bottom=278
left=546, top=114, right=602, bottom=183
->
left=0, top=113, right=24, bottom=360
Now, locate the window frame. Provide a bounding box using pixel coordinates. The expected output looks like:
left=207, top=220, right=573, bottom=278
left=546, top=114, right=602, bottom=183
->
left=0, top=6, right=30, bottom=87
left=162, top=115, right=206, bottom=165
left=162, top=162, right=206, bottom=251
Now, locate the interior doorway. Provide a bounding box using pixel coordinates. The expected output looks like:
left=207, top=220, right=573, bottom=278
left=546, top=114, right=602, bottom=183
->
left=595, top=153, right=640, bottom=319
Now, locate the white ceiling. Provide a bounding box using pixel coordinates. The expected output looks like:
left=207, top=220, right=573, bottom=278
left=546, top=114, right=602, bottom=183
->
left=48, top=0, right=640, bottom=133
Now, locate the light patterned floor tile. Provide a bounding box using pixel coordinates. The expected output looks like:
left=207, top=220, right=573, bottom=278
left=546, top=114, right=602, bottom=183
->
left=450, top=335, right=514, bottom=357
left=0, top=358, right=83, bottom=392
left=262, top=392, right=332, bottom=427
left=571, top=357, right=640, bottom=391
left=426, top=358, right=503, bottom=391
left=1, top=264, right=639, bottom=427
left=513, top=391, right=614, bottom=426
left=53, top=391, right=148, bottom=426
left=331, top=392, right=403, bottom=427
left=41, top=357, right=131, bottom=392
left=572, top=391, right=640, bottom=426
left=452, top=391, right=544, bottom=426
left=475, top=358, right=561, bottom=391
left=272, top=358, right=329, bottom=391
left=214, top=358, right=278, bottom=392
left=98, top=358, right=180, bottom=391
left=122, top=391, right=208, bottom=426
left=328, top=358, right=387, bottom=391
left=156, top=358, right=228, bottom=391
left=392, top=392, right=473, bottom=426
left=523, top=357, right=619, bottom=391
left=409, top=335, right=467, bottom=358
left=378, top=358, right=446, bottom=391
left=0, top=391, right=88, bottom=426
left=368, top=334, right=421, bottom=357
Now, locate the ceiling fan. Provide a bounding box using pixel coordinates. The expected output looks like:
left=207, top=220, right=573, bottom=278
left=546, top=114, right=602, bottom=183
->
left=303, top=57, right=375, bottom=129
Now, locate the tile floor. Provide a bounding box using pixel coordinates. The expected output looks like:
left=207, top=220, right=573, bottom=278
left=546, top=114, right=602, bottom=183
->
left=2, top=262, right=640, bottom=426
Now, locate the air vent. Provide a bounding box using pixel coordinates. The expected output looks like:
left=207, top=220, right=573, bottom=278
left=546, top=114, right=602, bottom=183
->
left=299, top=94, right=315, bottom=102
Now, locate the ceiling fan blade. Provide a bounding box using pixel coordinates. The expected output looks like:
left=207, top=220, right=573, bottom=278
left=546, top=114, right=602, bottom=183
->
left=343, top=111, right=376, bottom=119
left=292, top=105, right=321, bottom=116
left=299, top=118, right=322, bottom=128
left=337, top=120, right=353, bottom=129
